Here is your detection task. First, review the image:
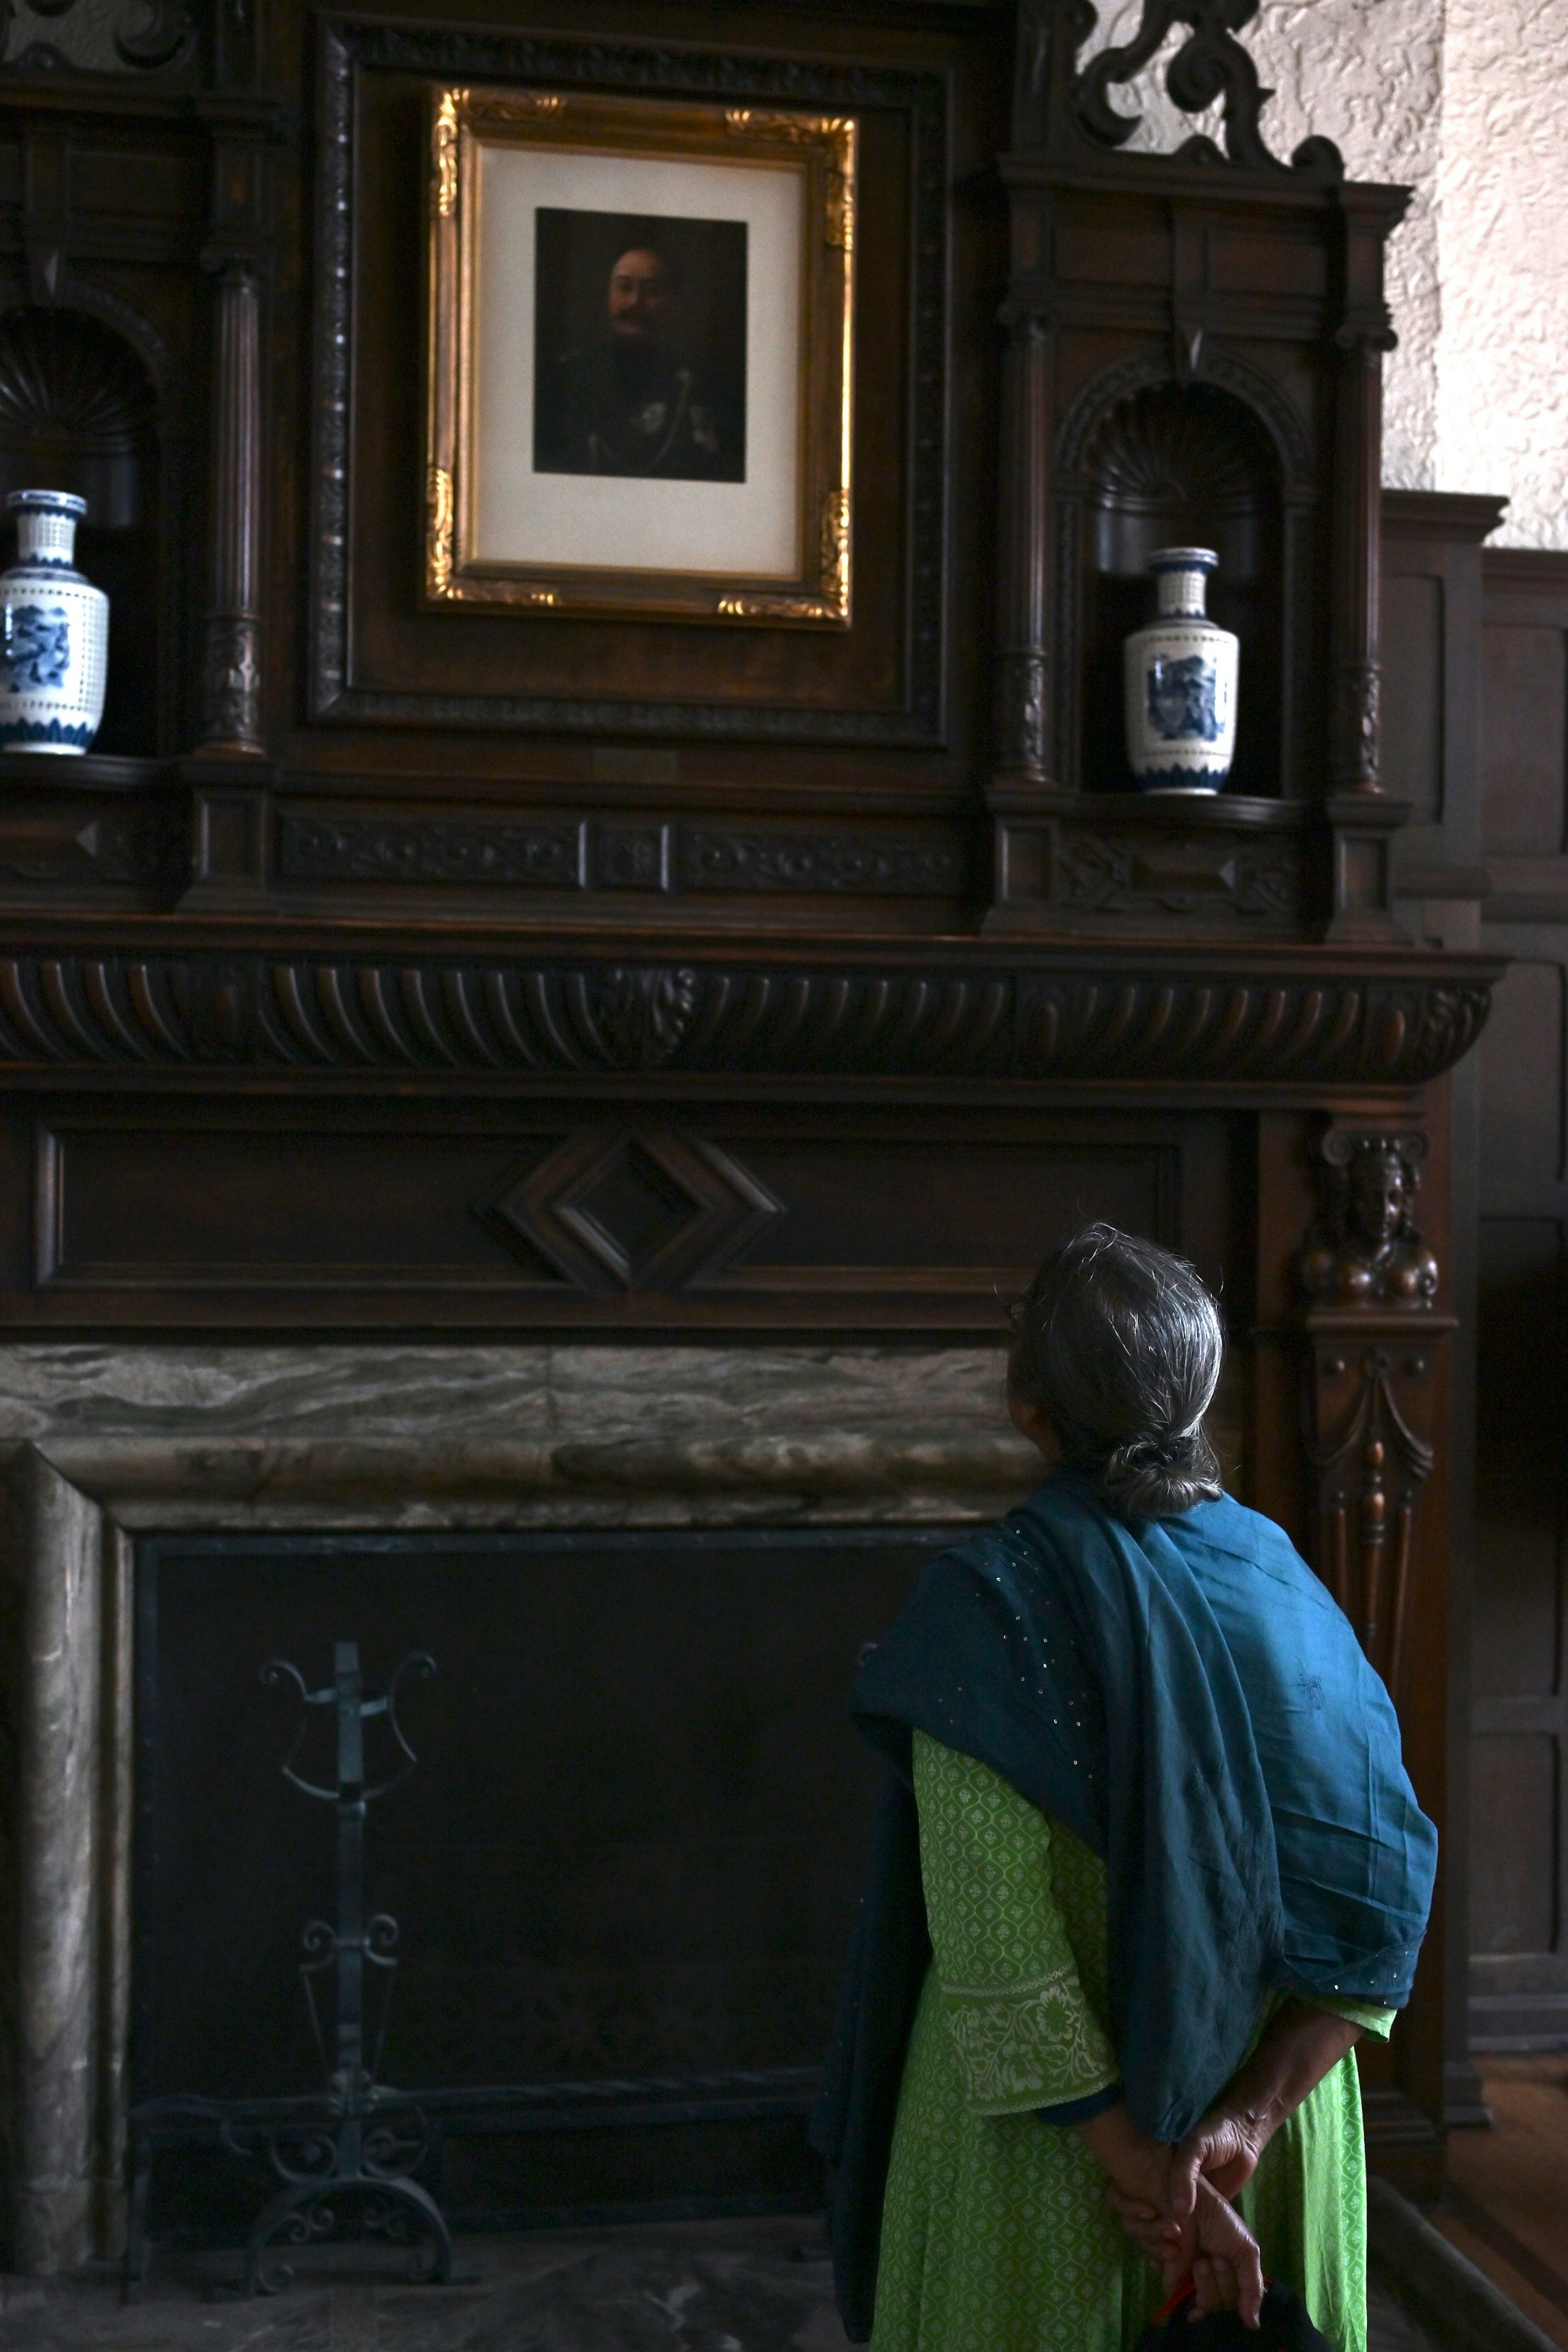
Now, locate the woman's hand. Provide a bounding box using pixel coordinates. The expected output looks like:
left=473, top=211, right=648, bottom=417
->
left=1102, top=2177, right=1264, bottom=2330
left=1187, top=2178, right=1264, bottom=2328
left=1168, top=2003, right=1367, bottom=2218
left=1168, top=2103, right=1270, bottom=2209
left=1102, top=2180, right=1183, bottom=2270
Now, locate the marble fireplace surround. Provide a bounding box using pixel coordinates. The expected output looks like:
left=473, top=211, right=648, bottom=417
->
left=0, top=1340, right=1036, bottom=2275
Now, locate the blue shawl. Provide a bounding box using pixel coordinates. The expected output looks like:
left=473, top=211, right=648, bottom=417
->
left=811, top=1473, right=1436, bottom=2341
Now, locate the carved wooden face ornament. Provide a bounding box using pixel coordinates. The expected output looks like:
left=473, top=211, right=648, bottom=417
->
left=1346, top=1144, right=1410, bottom=1254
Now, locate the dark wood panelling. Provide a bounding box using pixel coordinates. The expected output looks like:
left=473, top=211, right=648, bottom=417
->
left=1380, top=492, right=1505, bottom=2117
left=1472, top=1218, right=1566, bottom=1697
left=1471, top=545, right=1568, bottom=2049
left=1469, top=1204, right=1566, bottom=2039
left=1470, top=1733, right=1557, bottom=1956
left=1382, top=492, right=1503, bottom=904
left=1479, top=960, right=1566, bottom=1200
left=1383, top=572, right=1444, bottom=824
left=38, top=1126, right=563, bottom=1287
left=1483, top=624, right=1567, bottom=858
left=18, top=1103, right=1236, bottom=1334
left=718, top=1140, right=1175, bottom=1270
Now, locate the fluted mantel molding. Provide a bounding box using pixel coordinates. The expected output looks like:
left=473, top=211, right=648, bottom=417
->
left=0, top=935, right=1501, bottom=1091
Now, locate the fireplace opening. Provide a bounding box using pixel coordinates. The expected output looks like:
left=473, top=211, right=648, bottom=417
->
left=131, top=1524, right=959, bottom=2245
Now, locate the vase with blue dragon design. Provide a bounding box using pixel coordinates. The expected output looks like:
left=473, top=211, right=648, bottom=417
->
left=1123, top=546, right=1237, bottom=793
left=0, top=490, right=108, bottom=755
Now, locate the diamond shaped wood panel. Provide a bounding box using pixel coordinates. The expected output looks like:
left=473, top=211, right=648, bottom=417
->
left=481, top=1125, right=784, bottom=1294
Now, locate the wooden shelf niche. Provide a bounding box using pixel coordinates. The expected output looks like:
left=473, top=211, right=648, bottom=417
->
left=0, top=305, right=163, bottom=760
left=1074, top=379, right=1288, bottom=801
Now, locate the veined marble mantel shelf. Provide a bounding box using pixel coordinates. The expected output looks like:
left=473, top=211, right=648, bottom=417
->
left=0, top=1343, right=1034, bottom=1528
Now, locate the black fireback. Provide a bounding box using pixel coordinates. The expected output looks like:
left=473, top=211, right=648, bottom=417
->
left=132, top=1525, right=958, bottom=2235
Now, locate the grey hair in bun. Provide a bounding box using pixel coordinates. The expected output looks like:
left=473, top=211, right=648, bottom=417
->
left=1008, top=1223, right=1224, bottom=1519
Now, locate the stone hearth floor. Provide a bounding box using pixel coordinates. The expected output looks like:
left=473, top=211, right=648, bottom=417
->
left=0, top=2216, right=1443, bottom=2351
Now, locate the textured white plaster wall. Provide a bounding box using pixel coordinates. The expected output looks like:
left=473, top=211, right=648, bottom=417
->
left=1081, top=1, right=1568, bottom=543
left=1435, top=0, right=1568, bottom=546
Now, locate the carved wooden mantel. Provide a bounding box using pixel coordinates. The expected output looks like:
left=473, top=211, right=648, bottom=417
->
left=0, top=0, right=1504, bottom=2263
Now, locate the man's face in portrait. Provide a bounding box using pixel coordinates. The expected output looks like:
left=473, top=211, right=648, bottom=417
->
left=607, top=248, right=677, bottom=346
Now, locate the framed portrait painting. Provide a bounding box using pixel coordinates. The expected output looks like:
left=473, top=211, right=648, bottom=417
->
left=425, top=86, right=856, bottom=625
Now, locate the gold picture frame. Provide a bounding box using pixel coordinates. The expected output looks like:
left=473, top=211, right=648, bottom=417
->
left=424, top=84, right=855, bottom=625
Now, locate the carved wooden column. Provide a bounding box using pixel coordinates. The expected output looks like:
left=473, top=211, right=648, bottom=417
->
left=984, top=147, right=1063, bottom=926
left=199, top=261, right=262, bottom=752
left=1325, top=191, right=1407, bottom=938
left=185, top=113, right=274, bottom=906
left=989, top=1, right=1057, bottom=800
left=991, top=297, right=1053, bottom=786
left=196, top=118, right=268, bottom=757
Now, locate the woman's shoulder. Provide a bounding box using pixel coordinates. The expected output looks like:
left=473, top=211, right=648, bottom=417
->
left=1164, top=1491, right=1337, bottom=1604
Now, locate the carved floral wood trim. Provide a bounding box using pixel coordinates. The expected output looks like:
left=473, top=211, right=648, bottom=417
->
left=275, top=813, right=967, bottom=900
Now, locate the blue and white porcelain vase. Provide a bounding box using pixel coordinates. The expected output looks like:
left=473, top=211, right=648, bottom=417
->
left=1123, top=546, right=1237, bottom=793
left=0, top=490, right=108, bottom=756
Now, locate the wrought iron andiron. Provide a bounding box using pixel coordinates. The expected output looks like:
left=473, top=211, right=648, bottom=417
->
left=222, top=1639, right=454, bottom=2294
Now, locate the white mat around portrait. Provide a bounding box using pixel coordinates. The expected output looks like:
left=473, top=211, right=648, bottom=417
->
left=473, top=144, right=804, bottom=578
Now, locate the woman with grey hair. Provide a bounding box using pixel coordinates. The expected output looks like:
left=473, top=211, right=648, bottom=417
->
left=813, top=1225, right=1436, bottom=2352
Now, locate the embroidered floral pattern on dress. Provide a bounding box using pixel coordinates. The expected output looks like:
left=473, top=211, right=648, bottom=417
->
left=942, top=1963, right=1116, bottom=2110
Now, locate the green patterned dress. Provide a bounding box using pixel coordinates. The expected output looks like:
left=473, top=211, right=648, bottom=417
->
left=871, top=1732, right=1395, bottom=2352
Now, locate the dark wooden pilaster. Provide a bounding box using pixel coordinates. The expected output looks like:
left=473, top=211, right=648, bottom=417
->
left=1325, top=192, right=1405, bottom=939
left=198, top=264, right=263, bottom=753
left=196, top=118, right=269, bottom=757
left=990, top=300, right=1054, bottom=787
left=1295, top=1113, right=1454, bottom=2191
left=1331, top=338, right=1388, bottom=798
left=1303, top=1310, right=1449, bottom=1703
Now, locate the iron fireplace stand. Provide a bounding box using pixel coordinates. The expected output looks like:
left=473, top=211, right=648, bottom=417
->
left=126, top=1640, right=460, bottom=2299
